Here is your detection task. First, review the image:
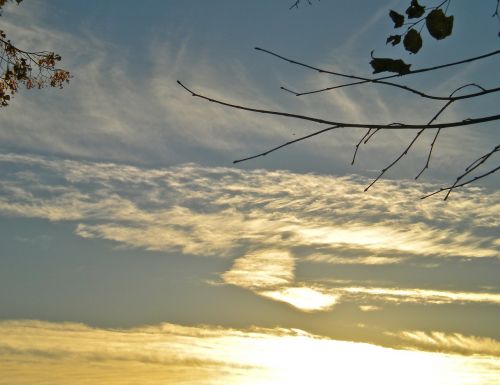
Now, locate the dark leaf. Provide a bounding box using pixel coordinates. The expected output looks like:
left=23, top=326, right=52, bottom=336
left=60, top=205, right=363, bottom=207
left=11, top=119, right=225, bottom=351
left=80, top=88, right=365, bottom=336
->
left=386, top=34, right=402, bottom=46
left=389, top=10, right=405, bottom=28
left=426, top=9, right=454, bottom=40
left=406, top=0, right=425, bottom=19
left=370, top=54, right=411, bottom=75
left=403, top=28, right=422, bottom=53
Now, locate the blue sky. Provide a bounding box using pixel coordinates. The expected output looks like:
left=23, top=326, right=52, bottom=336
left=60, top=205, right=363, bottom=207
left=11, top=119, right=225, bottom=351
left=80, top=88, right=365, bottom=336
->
left=0, top=1, right=499, bottom=384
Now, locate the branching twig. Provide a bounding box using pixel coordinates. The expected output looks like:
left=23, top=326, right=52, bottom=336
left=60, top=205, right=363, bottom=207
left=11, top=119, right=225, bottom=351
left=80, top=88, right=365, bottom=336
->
left=255, top=47, right=500, bottom=98
left=415, top=127, right=442, bottom=179
left=365, top=100, right=455, bottom=191
left=177, top=81, right=500, bottom=130
left=414, top=84, right=486, bottom=180
left=352, top=128, right=373, bottom=165
left=421, top=165, right=500, bottom=200
left=442, top=145, right=500, bottom=199
left=234, top=125, right=340, bottom=163
left=289, top=0, right=315, bottom=10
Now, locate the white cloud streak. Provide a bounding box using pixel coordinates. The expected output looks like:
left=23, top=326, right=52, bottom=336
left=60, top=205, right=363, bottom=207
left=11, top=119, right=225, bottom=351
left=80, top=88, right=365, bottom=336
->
left=389, top=330, right=500, bottom=357
left=335, top=286, right=500, bottom=305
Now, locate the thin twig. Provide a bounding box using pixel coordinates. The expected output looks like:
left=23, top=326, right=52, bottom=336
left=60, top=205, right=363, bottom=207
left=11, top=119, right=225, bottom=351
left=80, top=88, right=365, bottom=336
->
left=365, top=100, right=455, bottom=191
left=289, top=0, right=315, bottom=10
left=177, top=81, right=500, bottom=130
left=444, top=144, right=500, bottom=199
left=234, top=125, right=340, bottom=164
left=255, top=47, right=500, bottom=98
left=421, top=165, right=500, bottom=200
left=414, top=84, right=486, bottom=179
left=415, top=128, right=442, bottom=179
left=493, top=0, right=500, bottom=19
left=352, top=128, right=372, bottom=165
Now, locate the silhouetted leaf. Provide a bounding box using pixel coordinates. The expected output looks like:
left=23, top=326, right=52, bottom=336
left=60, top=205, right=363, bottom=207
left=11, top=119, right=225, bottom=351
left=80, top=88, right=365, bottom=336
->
left=370, top=54, right=411, bottom=75
left=426, top=9, right=453, bottom=40
left=406, top=0, right=425, bottom=19
left=386, top=34, right=401, bottom=46
left=389, top=10, right=404, bottom=28
left=403, top=28, right=422, bottom=53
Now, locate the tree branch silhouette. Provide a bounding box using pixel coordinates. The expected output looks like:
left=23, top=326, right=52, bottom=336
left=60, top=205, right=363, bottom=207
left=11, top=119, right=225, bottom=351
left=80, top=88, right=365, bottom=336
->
left=256, top=47, right=500, bottom=99
left=179, top=0, right=499, bottom=199
left=0, top=1, right=70, bottom=107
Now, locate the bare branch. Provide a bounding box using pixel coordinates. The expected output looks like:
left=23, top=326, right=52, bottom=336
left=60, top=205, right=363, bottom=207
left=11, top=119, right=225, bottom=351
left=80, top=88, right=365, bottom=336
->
left=289, top=0, right=314, bottom=10
left=422, top=144, right=500, bottom=199
left=415, top=127, right=442, bottom=179
left=352, top=128, right=373, bottom=165
left=421, top=165, right=500, bottom=200
left=443, top=144, right=500, bottom=199
left=177, top=81, right=500, bottom=131
left=414, top=84, right=490, bottom=180
left=255, top=47, right=500, bottom=98
left=234, top=125, right=340, bottom=164
left=365, top=100, right=455, bottom=191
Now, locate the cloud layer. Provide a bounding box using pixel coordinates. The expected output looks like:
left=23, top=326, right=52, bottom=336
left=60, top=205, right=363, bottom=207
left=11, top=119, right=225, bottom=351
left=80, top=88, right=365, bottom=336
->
left=0, top=153, right=498, bottom=312
left=1, top=320, right=499, bottom=385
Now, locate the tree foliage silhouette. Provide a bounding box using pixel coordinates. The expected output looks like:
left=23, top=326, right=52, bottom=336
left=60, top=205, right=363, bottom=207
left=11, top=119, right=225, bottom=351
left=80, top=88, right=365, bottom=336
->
left=0, top=0, right=70, bottom=107
left=179, top=0, right=499, bottom=199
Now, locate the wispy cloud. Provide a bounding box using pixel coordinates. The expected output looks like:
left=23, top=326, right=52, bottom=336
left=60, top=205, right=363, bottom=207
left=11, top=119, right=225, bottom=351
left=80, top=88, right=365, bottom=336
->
left=1, top=1, right=496, bottom=180
left=335, top=286, right=500, bottom=305
left=0, top=153, right=496, bottom=257
left=222, top=250, right=295, bottom=289
left=1, top=320, right=499, bottom=385
left=221, top=250, right=337, bottom=311
left=0, top=154, right=498, bottom=311
left=389, top=330, right=500, bottom=357
left=260, top=286, right=338, bottom=312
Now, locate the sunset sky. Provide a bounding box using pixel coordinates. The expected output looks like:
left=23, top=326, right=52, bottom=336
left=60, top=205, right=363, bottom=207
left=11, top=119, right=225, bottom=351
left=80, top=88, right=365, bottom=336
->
left=0, top=1, right=499, bottom=384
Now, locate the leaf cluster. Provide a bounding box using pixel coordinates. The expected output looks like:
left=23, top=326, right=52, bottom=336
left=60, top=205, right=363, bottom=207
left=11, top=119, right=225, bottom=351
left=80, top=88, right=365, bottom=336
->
left=371, top=0, right=454, bottom=74
left=0, top=0, right=70, bottom=106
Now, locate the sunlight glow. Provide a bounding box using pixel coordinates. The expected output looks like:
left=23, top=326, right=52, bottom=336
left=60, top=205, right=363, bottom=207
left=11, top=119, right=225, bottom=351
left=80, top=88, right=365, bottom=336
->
left=260, top=286, right=338, bottom=311
left=1, top=321, right=498, bottom=385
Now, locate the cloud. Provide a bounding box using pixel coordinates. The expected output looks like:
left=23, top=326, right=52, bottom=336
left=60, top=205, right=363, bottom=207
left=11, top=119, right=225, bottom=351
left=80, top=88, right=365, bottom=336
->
left=222, top=250, right=295, bottom=289
left=359, top=305, right=381, bottom=312
left=221, top=250, right=337, bottom=312
left=389, top=330, right=500, bottom=357
left=1, top=320, right=499, bottom=385
left=0, top=153, right=497, bottom=258
left=334, top=286, right=500, bottom=306
left=0, top=153, right=499, bottom=311
left=260, top=287, right=338, bottom=312
left=0, top=4, right=309, bottom=167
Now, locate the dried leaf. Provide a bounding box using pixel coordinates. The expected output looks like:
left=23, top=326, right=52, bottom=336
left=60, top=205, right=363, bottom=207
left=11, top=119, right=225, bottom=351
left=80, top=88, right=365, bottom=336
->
left=403, top=28, right=422, bottom=53
left=389, top=10, right=405, bottom=28
left=386, top=34, right=402, bottom=46
left=370, top=54, right=411, bottom=75
left=426, top=9, right=453, bottom=40
left=406, top=0, right=425, bottom=19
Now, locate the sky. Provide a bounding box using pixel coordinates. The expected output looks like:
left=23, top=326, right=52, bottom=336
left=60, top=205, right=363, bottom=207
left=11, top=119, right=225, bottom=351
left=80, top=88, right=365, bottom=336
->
left=0, top=1, right=499, bottom=384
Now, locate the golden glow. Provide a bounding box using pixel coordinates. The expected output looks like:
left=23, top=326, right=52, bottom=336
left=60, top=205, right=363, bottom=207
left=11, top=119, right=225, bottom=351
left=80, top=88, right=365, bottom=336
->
left=1, top=320, right=499, bottom=385
left=261, top=287, right=338, bottom=312
left=222, top=250, right=295, bottom=289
